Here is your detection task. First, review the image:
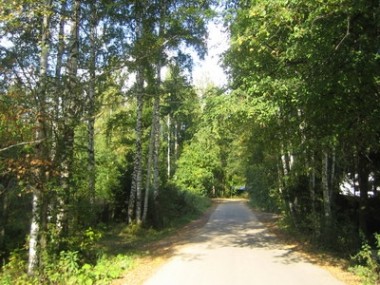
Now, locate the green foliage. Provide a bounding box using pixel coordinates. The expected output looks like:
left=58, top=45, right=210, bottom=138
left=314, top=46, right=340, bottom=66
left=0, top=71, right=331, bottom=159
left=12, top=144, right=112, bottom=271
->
left=40, top=252, right=132, bottom=285
left=173, top=87, right=239, bottom=197
left=247, top=164, right=279, bottom=212
left=350, top=233, right=380, bottom=285
left=0, top=250, right=29, bottom=285
left=158, top=182, right=210, bottom=227
left=174, top=135, right=222, bottom=196
left=1, top=0, right=215, bottom=279
left=0, top=248, right=132, bottom=285
left=224, top=0, right=380, bottom=250
left=57, top=227, right=103, bottom=265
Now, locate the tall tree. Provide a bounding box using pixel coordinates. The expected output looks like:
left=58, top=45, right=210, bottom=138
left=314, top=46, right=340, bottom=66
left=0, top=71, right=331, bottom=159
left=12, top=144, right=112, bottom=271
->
left=128, top=1, right=145, bottom=224
left=127, top=0, right=214, bottom=223
left=87, top=0, right=98, bottom=205
left=27, top=0, right=53, bottom=275
left=225, top=0, right=380, bottom=240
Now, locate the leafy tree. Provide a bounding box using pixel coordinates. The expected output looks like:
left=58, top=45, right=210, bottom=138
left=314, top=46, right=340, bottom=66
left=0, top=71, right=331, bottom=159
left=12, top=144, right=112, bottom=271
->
left=225, top=0, right=380, bottom=243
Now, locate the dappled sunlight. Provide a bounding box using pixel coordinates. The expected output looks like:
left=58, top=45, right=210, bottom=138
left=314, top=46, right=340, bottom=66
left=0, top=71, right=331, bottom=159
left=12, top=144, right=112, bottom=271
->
left=172, top=201, right=306, bottom=266
left=144, top=201, right=345, bottom=285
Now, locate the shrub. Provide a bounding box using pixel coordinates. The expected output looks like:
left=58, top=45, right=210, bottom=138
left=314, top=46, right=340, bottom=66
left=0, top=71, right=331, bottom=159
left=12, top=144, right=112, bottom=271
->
left=350, top=233, right=380, bottom=285
left=0, top=250, right=133, bottom=285
left=0, top=250, right=29, bottom=285
left=155, top=182, right=210, bottom=228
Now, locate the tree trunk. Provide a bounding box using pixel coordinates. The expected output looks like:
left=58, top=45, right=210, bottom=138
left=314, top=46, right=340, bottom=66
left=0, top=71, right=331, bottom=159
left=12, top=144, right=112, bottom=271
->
left=52, top=0, right=66, bottom=162
left=306, top=152, right=320, bottom=237
left=280, top=144, right=294, bottom=218
left=309, top=154, right=316, bottom=214
left=281, top=150, right=291, bottom=178
left=167, top=115, right=171, bottom=178
left=330, top=150, right=336, bottom=192
left=50, top=0, right=66, bottom=232
left=28, top=192, right=40, bottom=275
left=87, top=1, right=97, bottom=205
left=28, top=0, right=52, bottom=274
left=152, top=63, right=161, bottom=201
left=142, top=125, right=154, bottom=223
left=174, top=121, right=179, bottom=164
left=142, top=59, right=162, bottom=223
left=128, top=2, right=145, bottom=224
left=322, top=150, right=332, bottom=229
left=57, top=0, right=80, bottom=234
left=129, top=68, right=144, bottom=224
left=0, top=183, right=8, bottom=261
left=151, top=0, right=166, bottom=220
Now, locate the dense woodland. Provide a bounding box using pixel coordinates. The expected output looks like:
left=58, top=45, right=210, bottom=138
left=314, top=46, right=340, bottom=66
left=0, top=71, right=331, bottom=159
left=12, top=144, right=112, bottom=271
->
left=0, top=0, right=379, bottom=283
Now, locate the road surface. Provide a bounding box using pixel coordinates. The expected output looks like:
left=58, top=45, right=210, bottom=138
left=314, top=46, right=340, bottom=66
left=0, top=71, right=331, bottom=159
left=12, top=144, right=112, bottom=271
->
left=144, top=200, right=346, bottom=285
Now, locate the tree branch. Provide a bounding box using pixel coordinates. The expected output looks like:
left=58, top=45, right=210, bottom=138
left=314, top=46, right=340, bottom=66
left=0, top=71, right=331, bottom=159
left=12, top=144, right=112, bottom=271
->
left=0, top=139, right=44, bottom=153
left=335, top=16, right=350, bottom=51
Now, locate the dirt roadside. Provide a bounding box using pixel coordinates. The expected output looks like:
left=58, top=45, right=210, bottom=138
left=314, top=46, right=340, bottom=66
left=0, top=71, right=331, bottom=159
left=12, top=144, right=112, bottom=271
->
left=111, top=200, right=222, bottom=285
left=112, top=199, right=361, bottom=285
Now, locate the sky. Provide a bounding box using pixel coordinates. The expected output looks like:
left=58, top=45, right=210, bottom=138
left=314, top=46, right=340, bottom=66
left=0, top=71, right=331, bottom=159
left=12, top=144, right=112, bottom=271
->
left=0, top=18, right=230, bottom=89
left=192, top=21, right=229, bottom=88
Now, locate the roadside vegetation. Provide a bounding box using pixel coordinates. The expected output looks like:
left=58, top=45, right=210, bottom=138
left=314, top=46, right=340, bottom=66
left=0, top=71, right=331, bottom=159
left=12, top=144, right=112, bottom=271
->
left=0, top=190, right=210, bottom=284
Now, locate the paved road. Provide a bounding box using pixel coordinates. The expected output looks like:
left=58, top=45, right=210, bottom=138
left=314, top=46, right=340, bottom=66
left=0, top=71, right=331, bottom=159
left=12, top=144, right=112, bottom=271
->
left=144, top=200, right=346, bottom=285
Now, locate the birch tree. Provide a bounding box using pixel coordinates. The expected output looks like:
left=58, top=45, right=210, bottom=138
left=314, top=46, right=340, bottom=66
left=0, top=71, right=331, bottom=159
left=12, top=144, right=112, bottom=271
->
left=27, top=0, right=53, bottom=275
left=128, top=0, right=214, bottom=223
left=127, top=1, right=145, bottom=224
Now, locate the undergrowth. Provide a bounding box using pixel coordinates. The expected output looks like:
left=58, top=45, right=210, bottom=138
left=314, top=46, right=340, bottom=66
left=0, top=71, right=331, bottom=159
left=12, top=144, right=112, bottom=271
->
left=0, top=191, right=211, bottom=285
left=0, top=249, right=133, bottom=285
left=350, top=233, right=380, bottom=285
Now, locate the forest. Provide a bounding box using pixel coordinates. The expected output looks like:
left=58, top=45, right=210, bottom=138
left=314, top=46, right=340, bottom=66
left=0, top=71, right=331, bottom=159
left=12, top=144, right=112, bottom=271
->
left=0, top=0, right=379, bottom=284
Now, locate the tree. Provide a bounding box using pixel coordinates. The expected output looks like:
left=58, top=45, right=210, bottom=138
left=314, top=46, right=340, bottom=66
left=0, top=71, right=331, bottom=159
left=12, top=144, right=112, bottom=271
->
left=173, top=87, right=231, bottom=197
left=127, top=0, right=215, bottom=223
left=224, top=0, right=380, bottom=242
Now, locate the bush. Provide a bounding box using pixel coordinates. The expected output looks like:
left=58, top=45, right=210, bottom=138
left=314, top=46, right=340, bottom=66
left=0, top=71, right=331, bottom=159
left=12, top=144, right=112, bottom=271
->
left=350, top=233, right=380, bottom=285
left=154, top=182, right=210, bottom=228
left=43, top=252, right=132, bottom=285
left=0, top=250, right=29, bottom=285
left=0, top=250, right=133, bottom=285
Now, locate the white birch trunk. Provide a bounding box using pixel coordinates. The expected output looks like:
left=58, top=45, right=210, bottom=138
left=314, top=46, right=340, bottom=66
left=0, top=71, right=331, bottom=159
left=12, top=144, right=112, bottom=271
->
left=51, top=3, right=65, bottom=231
left=28, top=193, right=40, bottom=275
left=129, top=68, right=144, bottom=224
left=281, top=149, right=291, bottom=178
left=57, top=0, right=80, bottom=233
left=28, top=0, right=52, bottom=274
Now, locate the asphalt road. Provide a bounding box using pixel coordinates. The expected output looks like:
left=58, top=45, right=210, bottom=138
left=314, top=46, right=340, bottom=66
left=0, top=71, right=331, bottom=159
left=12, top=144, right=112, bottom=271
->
left=144, top=200, right=346, bottom=285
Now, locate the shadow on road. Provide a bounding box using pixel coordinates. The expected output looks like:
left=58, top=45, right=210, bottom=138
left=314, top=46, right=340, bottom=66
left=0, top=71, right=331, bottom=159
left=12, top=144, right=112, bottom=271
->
left=170, top=200, right=306, bottom=266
